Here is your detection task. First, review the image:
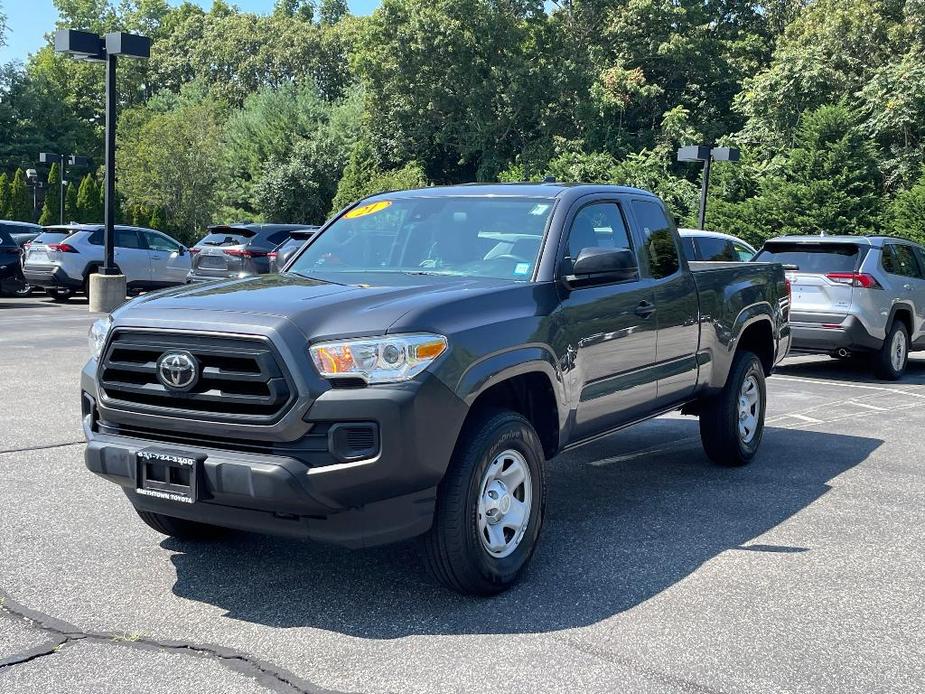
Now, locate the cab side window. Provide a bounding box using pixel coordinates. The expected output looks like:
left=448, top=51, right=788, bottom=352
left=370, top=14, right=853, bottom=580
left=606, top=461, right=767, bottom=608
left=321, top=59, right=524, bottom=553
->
left=632, top=199, right=679, bottom=278
left=564, top=202, right=632, bottom=266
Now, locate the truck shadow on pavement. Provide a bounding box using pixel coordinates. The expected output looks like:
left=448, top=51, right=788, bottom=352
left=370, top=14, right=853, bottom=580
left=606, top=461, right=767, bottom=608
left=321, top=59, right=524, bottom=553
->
left=165, top=419, right=880, bottom=637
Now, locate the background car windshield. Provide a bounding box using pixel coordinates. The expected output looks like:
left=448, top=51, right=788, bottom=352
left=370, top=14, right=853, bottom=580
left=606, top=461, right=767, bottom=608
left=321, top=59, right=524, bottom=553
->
left=198, top=229, right=256, bottom=247
left=755, top=242, right=862, bottom=272
left=289, top=197, right=554, bottom=280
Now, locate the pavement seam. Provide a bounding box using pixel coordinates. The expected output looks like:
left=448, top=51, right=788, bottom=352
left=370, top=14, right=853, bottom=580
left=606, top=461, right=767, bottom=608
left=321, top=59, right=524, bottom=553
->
left=0, top=591, right=346, bottom=694
left=0, top=441, right=84, bottom=455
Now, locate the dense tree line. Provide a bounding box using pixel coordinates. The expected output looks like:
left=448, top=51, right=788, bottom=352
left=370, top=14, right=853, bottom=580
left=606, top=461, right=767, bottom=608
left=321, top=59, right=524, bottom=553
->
left=1, top=0, right=924, bottom=246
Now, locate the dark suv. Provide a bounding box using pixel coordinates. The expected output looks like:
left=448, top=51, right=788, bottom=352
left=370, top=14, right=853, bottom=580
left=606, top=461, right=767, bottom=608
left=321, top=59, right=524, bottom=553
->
left=188, top=224, right=313, bottom=282
left=268, top=227, right=320, bottom=272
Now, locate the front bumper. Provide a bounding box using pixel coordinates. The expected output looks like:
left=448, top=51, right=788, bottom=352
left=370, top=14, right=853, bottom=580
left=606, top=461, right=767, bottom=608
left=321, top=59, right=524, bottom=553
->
left=790, top=315, right=882, bottom=353
left=23, top=265, right=82, bottom=290
left=82, top=367, right=468, bottom=548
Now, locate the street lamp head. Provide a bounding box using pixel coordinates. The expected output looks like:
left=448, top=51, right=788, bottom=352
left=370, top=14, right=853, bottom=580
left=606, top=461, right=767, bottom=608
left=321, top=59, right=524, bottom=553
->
left=39, top=153, right=62, bottom=164
left=54, top=29, right=105, bottom=62
left=677, top=145, right=711, bottom=162
left=105, top=32, right=151, bottom=59
left=68, top=155, right=90, bottom=168
left=711, top=147, right=741, bottom=162
left=25, top=169, right=38, bottom=182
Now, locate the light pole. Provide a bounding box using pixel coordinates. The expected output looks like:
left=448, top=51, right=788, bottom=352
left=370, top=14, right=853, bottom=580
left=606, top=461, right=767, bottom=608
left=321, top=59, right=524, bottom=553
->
left=38, top=153, right=89, bottom=224
left=25, top=169, right=42, bottom=221
left=677, top=145, right=740, bottom=230
left=54, top=29, right=150, bottom=311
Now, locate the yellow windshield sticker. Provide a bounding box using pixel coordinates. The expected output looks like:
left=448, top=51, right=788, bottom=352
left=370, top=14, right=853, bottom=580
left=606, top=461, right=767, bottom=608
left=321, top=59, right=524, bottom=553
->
left=344, top=200, right=392, bottom=219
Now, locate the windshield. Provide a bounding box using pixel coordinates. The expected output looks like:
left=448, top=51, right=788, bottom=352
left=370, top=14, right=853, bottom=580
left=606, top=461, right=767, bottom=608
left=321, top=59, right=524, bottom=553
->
left=198, top=228, right=257, bottom=247
left=288, top=197, right=554, bottom=280
left=755, top=242, right=862, bottom=272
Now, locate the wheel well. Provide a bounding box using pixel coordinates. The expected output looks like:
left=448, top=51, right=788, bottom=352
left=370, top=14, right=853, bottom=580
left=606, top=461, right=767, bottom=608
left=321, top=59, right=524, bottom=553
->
left=890, top=307, right=912, bottom=335
left=737, top=319, right=774, bottom=375
left=464, top=372, right=559, bottom=459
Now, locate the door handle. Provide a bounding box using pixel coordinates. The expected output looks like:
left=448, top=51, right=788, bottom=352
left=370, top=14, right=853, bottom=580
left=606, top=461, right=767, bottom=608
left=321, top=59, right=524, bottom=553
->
left=904, top=284, right=913, bottom=290
left=635, top=301, right=656, bottom=318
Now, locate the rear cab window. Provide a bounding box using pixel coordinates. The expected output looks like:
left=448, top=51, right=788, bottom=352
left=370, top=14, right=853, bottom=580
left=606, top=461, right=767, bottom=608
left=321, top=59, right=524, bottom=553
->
left=632, top=199, right=679, bottom=278
left=754, top=242, right=864, bottom=273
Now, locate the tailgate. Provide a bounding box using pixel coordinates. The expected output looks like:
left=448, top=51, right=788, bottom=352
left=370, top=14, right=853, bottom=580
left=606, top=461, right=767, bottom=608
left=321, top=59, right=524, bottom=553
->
left=753, top=241, right=865, bottom=323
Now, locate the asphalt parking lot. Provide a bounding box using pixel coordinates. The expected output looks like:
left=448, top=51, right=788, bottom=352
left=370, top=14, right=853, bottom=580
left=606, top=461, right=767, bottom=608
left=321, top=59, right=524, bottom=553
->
left=1, top=295, right=923, bottom=694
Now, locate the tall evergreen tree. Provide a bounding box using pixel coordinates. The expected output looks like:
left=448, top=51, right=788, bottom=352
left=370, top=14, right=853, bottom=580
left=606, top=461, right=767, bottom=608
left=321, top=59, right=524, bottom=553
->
left=64, top=180, right=80, bottom=223
left=0, top=172, right=10, bottom=219
left=9, top=168, right=32, bottom=221
left=77, top=174, right=102, bottom=222
left=38, top=163, right=61, bottom=225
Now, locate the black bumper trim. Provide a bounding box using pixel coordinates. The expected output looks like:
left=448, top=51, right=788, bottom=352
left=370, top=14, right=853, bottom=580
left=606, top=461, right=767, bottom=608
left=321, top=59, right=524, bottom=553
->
left=790, top=315, right=882, bottom=353
left=23, top=266, right=82, bottom=289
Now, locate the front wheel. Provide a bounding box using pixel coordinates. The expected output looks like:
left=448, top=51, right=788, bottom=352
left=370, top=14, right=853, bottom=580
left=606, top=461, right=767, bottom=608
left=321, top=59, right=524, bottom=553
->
left=423, top=410, right=547, bottom=595
left=874, top=321, right=909, bottom=381
left=699, top=350, right=766, bottom=467
left=134, top=509, right=226, bottom=540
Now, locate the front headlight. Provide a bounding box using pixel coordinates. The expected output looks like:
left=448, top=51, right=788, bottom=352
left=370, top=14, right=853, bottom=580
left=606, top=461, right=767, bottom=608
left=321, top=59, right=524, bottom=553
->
left=309, top=333, right=448, bottom=384
left=88, top=315, right=112, bottom=361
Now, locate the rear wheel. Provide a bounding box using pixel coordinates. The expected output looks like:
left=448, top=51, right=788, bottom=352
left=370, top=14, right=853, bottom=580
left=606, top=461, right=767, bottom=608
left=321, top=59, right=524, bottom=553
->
left=134, top=509, right=226, bottom=540
left=874, top=321, right=909, bottom=380
left=49, top=287, right=74, bottom=303
left=423, top=410, right=547, bottom=595
left=699, top=350, right=766, bottom=467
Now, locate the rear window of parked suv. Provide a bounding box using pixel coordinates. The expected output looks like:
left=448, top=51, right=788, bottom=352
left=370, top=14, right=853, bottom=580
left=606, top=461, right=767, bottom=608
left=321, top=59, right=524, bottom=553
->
left=31, top=231, right=71, bottom=245
left=754, top=242, right=863, bottom=272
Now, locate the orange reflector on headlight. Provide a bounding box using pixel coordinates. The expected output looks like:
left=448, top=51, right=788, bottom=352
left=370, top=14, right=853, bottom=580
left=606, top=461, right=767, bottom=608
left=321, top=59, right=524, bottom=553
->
left=315, top=345, right=355, bottom=373
left=414, top=340, right=446, bottom=360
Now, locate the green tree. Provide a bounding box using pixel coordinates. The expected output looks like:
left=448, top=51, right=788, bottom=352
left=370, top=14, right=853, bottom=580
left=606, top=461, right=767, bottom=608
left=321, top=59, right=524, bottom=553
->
left=118, top=88, right=226, bottom=244
left=9, top=168, right=32, bottom=221
left=64, top=180, right=79, bottom=222
left=38, top=163, right=61, bottom=225
left=149, top=206, right=165, bottom=230
left=889, top=168, right=925, bottom=243
left=0, top=172, right=10, bottom=218
left=331, top=138, right=428, bottom=212
left=77, top=173, right=102, bottom=222
left=318, top=0, right=348, bottom=25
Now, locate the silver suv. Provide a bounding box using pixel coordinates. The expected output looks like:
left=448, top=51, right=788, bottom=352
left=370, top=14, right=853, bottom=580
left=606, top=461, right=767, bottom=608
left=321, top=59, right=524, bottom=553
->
left=22, top=224, right=191, bottom=302
left=754, top=235, right=925, bottom=379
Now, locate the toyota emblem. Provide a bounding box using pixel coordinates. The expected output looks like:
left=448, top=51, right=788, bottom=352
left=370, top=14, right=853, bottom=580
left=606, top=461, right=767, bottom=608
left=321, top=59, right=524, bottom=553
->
left=156, top=351, right=199, bottom=391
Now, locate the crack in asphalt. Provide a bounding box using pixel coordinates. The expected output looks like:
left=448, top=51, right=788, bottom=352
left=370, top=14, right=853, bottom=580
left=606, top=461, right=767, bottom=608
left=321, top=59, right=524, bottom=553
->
left=0, top=591, right=346, bottom=694
left=0, top=441, right=84, bottom=455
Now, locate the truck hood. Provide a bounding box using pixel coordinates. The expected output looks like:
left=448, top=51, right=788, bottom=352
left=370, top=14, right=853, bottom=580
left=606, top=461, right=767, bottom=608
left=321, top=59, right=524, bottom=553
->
left=112, top=273, right=521, bottom=340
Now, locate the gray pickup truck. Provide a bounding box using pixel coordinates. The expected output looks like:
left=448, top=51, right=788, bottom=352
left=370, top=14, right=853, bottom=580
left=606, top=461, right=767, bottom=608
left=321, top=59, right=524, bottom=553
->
left=82, top=184, right=791, bottom=595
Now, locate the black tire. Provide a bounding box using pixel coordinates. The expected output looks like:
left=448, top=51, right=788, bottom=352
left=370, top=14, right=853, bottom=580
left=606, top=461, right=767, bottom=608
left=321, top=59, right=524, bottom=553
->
left=134, top=509, right=225, bottom=540
left=873, top=321, right=909, bottom=381
left=423, top=410, right=547, bottom=596
left=699, top=350, right=766, bottom=467
left=49, top=287, right=74, bottom=303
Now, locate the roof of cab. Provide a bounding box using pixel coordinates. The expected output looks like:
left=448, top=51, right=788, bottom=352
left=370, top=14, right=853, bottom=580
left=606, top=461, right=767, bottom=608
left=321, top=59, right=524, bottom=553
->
left=362, top=182, right=660, bottom=200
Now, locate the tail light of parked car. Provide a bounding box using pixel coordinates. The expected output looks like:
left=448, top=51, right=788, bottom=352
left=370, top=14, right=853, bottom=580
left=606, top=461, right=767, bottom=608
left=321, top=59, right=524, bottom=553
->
left=189, top=247, right=200, bottom=255
left=223, top=248, right=268, bottom=258
left=825, top=272, right=882, bottom=289
left=47, top=242, right=79, bottom=253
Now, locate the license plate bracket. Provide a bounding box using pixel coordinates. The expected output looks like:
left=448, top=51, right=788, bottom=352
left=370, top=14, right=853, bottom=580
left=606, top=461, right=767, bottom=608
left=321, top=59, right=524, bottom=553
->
left=136, top=448, right=205, bottom=504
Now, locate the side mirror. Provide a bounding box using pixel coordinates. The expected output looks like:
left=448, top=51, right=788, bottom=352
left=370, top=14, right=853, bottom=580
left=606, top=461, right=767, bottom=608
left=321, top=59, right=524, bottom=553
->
left=177, top=246, right=187, bottom=256
left=565, top=247, right=638, bottom=286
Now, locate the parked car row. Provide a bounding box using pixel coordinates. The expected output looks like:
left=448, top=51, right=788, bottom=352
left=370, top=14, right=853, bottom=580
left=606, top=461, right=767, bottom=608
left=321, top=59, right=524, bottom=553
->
left=0, top=221, right=42, bottom=296
left=12, top=222, right=318, bottom=301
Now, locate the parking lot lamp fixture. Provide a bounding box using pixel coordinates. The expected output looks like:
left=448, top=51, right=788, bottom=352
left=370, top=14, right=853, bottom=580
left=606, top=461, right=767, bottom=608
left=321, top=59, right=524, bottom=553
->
left=39, top=153, right=90, bottom=224
left=677, top=145, right=740, bottom=230
left=54, top=29, right=150, bottom=311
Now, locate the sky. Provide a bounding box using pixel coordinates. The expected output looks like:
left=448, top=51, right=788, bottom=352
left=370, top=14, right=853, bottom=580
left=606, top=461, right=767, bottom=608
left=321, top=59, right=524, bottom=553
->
left=0, top=0, right=382, bottom=64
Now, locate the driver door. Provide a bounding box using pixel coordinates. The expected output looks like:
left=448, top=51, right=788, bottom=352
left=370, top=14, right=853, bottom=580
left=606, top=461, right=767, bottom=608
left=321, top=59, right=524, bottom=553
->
left=555, top=200, right=658, bottom=441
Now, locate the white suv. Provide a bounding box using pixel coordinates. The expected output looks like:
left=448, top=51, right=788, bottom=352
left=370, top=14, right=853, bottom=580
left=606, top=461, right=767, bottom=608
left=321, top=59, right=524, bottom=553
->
left=22, top=224, right=191, bottom=302
left=755, top=235, right=925, bottom=379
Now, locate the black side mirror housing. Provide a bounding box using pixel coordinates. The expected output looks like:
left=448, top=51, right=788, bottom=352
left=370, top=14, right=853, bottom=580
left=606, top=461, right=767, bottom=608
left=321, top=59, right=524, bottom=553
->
left=178, top=246, right=187, bottom=256
left=565, top=247, right=638, bottom=286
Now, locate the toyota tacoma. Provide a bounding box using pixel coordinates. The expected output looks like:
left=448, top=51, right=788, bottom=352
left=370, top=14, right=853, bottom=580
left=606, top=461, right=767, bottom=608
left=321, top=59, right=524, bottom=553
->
left=82, top=184, right=791, bottom=595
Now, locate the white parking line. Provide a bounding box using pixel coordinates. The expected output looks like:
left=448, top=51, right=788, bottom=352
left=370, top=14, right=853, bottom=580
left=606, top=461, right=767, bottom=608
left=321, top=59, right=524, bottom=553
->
left=849, top=401, right=888, bottom=412
left=772, top=375, right=925, bottom=399
left=785, top=413, right=824, bottom=424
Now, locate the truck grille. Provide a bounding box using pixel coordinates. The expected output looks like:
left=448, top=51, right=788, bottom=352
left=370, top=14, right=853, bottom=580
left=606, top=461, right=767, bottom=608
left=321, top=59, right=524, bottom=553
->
left=98, top=330, right=294, bottom=424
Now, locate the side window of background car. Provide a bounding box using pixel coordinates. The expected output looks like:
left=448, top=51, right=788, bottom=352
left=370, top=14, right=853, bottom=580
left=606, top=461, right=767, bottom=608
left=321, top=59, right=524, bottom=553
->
left=884, top=244, right=924, bottom=278
left=733, top=242, right=755, bottom=261
left=267, top=230, right=290, bottom=246
left=144, top=232, right=179, bottom=253
left=564, top=202, right=633, bottom=268
left=632, top=199, right=679, bottom=278
left=87, top=229, right=104, bottom=246
left=115, top=229, right=141, bottom=249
